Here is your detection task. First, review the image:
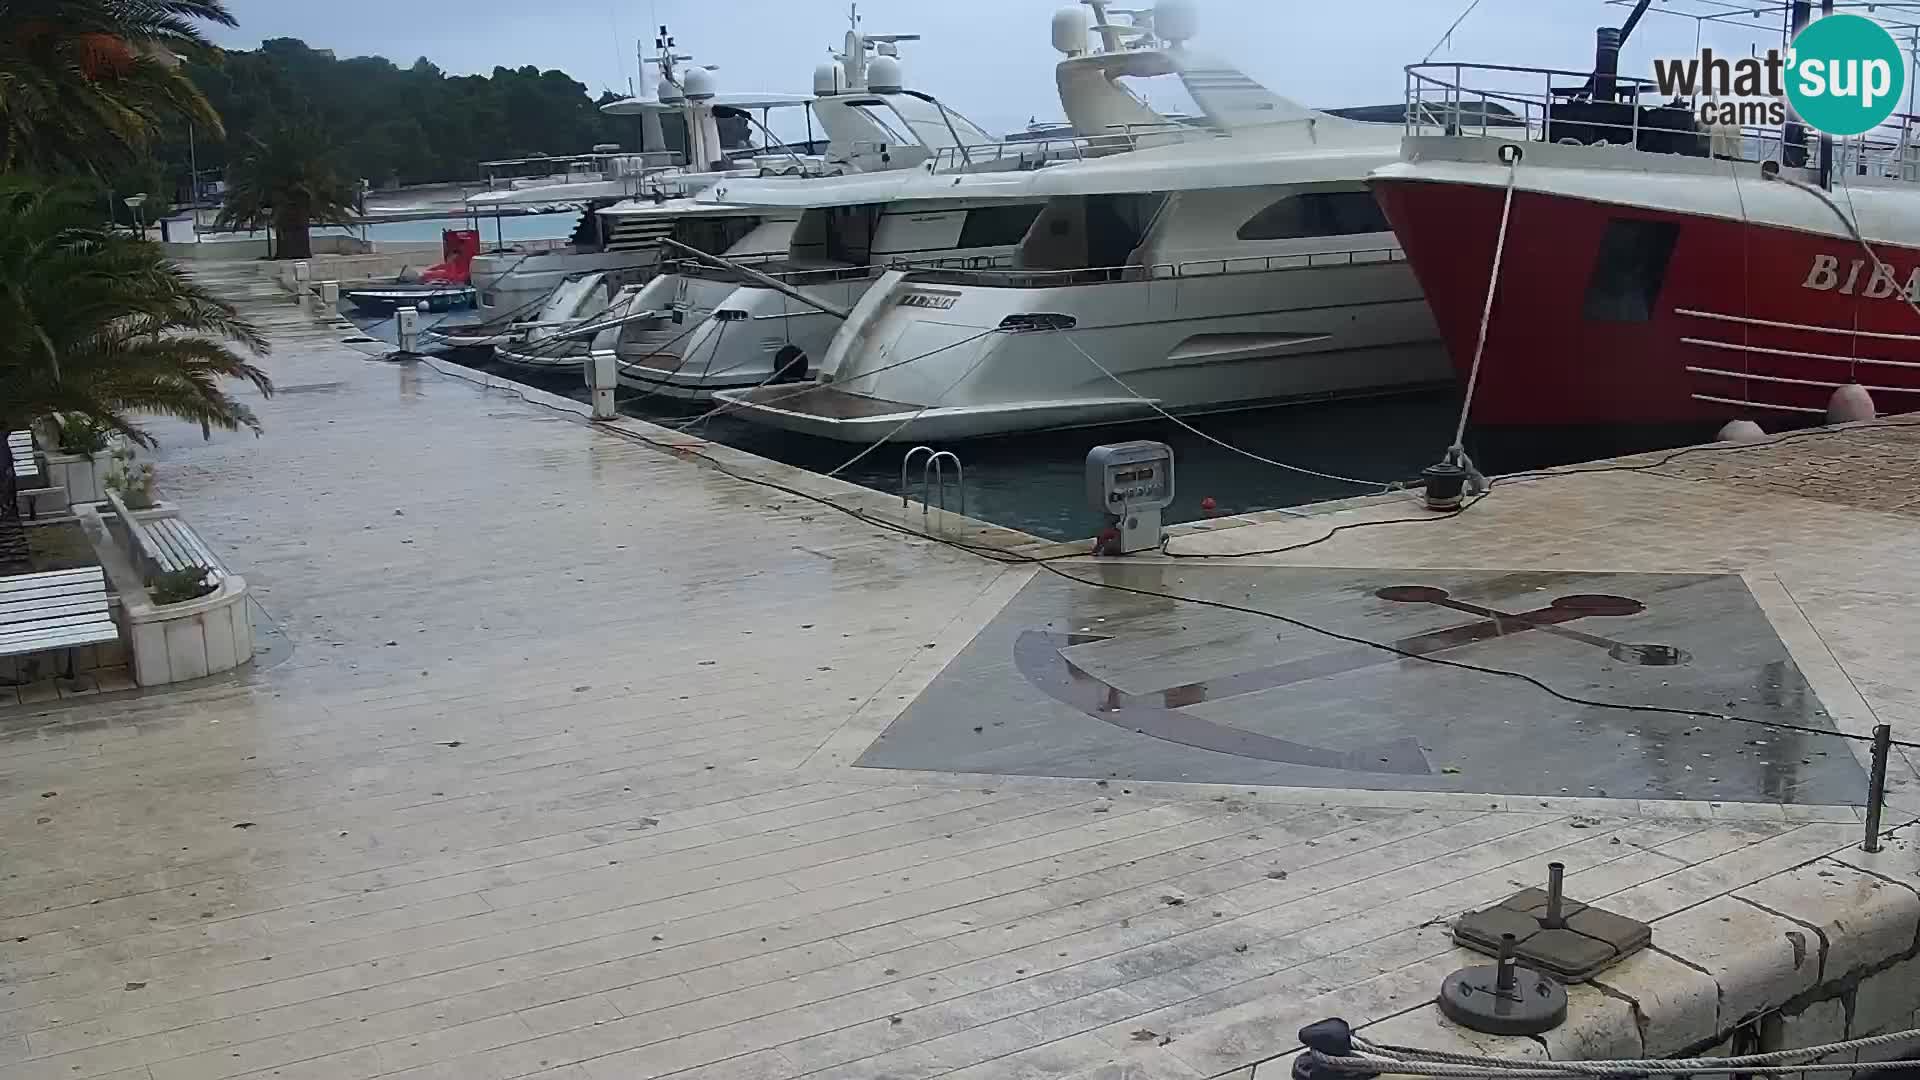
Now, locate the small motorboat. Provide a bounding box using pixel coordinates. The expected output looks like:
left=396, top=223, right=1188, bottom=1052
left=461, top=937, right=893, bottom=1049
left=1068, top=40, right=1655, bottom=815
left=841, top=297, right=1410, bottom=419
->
left=342, top=229, right=481, bottom=315
left=343, top=285, right=478, bottom=314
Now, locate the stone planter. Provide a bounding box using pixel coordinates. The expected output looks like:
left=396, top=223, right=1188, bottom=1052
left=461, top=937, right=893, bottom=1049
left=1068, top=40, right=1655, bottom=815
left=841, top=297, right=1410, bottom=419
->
left=122, top=571, right=253, bottom=686
left=42, top=448, right=113, bottom=506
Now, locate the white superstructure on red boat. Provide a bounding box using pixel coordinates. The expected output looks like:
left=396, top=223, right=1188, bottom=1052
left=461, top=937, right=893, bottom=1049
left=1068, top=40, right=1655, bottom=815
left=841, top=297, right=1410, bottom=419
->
left=1371, top=58, right=1920, bottom=429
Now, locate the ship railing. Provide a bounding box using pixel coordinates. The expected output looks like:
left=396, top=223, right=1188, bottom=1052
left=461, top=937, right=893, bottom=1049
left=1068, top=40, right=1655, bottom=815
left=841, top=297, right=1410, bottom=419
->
left=1404, top=61, right=1920, bottom=185
left=665, top=257, right=870, bottom=286
left=925, top=132, right=1138, bottom=174
left=665, top=253, right=1018, bottom=287
left=905, top=247, right=1404, bottom=289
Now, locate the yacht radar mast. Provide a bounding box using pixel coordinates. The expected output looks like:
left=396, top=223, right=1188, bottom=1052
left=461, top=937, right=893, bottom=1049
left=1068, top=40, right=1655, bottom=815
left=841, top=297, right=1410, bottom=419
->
left=833, top=3, right=922, bottom=92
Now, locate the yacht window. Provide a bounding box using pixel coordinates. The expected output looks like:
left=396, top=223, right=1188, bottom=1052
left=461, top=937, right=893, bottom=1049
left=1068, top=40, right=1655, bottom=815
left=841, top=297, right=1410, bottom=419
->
left=1236, top=191, right=1390, bottom=240
left=824, top=204, right=880, bottom=265
left=958, top=205, right=1044, bottom=249
left=1581, top=218, right=1679, bottom=322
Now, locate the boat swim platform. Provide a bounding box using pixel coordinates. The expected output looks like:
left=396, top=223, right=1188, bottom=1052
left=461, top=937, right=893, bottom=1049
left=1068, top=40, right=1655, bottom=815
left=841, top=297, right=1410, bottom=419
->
left=1, top=259, right=1918, bottom=1080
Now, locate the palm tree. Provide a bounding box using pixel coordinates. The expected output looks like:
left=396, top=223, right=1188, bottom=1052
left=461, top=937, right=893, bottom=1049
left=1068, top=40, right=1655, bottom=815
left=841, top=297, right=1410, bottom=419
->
left=214, top=122, right=357, bottom=260
left=0, top=177, right=272, bottom=547
left=0, top=0, right=236, bottom=174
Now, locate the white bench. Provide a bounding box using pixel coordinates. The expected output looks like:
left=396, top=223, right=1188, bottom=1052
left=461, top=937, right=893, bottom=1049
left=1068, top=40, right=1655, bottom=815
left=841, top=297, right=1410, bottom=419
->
left=0, top=566, right=119, bottom=678
left=106, top=490, right=226, bottom=582
left=7, top=431, right=61, bottom=519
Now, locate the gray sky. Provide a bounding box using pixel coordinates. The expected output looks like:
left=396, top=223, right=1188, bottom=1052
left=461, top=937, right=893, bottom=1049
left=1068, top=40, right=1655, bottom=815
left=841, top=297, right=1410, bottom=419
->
left=209, top=1, right=1912, bottom=137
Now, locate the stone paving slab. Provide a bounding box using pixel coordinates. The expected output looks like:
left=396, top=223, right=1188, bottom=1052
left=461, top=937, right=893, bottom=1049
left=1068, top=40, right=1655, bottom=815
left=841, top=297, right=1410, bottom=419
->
left=0, top=263, right=1916, bottom=1080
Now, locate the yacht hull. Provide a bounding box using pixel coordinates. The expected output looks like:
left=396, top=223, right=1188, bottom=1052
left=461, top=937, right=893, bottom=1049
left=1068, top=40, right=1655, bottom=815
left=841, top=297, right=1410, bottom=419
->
left=715, top=263, right=1447, bottom=441
left=616, top=275, right=869, bottom=402
left=472, top=249, right=659, bottom=321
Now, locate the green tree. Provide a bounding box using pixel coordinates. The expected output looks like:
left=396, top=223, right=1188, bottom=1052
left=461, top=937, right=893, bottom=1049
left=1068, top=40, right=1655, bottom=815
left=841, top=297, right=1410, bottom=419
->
left=0, top=0, right=236, bottom=174
left=163, top=39, right=674, bottom=189
left=0, top=178, right=272, bottom=539
left=213, top=122, right=357, bottom=259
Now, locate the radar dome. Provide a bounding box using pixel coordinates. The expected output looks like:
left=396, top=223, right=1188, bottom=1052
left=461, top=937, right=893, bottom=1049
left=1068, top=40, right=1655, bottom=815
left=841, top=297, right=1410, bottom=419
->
left=681, top=66, right=716, bottom=100
left=1155, top=0, right=1198, bottom=45
left=867, top=54, right=903, bottom=93
left=657, top=79, right=685, bottom=105
left=813, top=60, right=846, bottom=96
left=1051, top=5, right=1089, bottom=55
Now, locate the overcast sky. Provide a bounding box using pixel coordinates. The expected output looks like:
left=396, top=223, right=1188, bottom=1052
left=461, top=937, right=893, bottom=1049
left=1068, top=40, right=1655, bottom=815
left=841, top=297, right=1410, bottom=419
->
left=208, top=1, right=1914, bottom=137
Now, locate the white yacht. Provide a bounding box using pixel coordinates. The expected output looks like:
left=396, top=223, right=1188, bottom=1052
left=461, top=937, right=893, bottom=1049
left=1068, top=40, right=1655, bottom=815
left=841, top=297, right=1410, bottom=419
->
left=492, top=206, right=789, bottom=374
left=711, top=1, right=1448, bottom=442
left=455, top=21, right=835, bottom=325
left=442, top=13, right=967, bottom=361
left=601, top=2, right=1178, bottom=403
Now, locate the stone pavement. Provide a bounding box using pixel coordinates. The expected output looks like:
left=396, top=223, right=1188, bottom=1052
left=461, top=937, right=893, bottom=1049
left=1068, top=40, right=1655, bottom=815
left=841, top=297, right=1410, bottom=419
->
left=0, top=262, right=1917, bottom=1080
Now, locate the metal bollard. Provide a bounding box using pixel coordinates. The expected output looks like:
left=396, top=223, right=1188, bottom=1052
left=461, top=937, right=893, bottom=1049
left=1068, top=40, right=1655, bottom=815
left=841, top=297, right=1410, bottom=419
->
left=1542, top=862, right=1567, bottom=929
left=1494, top=933, right=1518, bottom=994
left=1864, top=724, right=1892, bottom=853
left=395, top=307, right=419, bottom=355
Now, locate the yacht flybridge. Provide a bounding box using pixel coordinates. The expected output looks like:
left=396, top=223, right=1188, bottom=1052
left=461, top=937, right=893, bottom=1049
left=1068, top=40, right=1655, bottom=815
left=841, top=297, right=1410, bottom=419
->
left=708, top=0, right=1448, bottom=442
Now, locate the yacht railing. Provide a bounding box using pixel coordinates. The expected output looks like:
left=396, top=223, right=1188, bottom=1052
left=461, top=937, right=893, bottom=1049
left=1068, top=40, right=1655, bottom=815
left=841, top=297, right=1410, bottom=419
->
left=486, top=237, right=576, bottom=255
left=1404, top=61, right=1920, bottom=182
left=906, top=247, right=1405, bottom=289
left=666, top=257, right=869, bottom=286
left=664, top=252, right=1022, bottom=288
left=923, top=132, right=1138, bottom=174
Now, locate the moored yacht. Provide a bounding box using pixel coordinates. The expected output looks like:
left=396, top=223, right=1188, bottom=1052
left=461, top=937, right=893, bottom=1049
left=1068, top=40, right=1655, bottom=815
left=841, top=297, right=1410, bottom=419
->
left=459, top=24, right=826, bottom=325
left=710, top=1, right=1448, bottom=442
left=605, top=0, right=1229, bottom=405
left=1370, top=1, right=1920, bottom=430
left=602, top=25, right=1086, bottom=402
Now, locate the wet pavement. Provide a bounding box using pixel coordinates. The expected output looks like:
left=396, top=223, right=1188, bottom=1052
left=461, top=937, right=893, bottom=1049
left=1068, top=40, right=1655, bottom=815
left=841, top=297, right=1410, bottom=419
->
left=861, top=567, right=1863, bottom=802
left=0, top=261, right=1915, bottom=1080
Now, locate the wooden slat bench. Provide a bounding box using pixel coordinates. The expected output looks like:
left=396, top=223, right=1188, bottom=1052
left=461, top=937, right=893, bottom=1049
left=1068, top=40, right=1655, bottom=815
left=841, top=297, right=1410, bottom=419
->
left=0, top=566, right=119, bottom=679
left=7, top=430, right=61, bottom=519
left=106, top=490, right=226, bottom=582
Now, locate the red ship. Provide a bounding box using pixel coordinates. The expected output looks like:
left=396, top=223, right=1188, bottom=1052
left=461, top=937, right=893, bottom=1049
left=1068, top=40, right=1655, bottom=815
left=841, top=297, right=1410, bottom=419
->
left=1369, top=1, right=1920, bottom=430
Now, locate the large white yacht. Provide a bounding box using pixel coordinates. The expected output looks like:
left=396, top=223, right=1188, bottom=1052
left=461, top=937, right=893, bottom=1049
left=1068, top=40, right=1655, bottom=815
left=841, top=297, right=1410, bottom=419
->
left=478, top=17, right=1008, bottom=375
left=601, top=2, right=1184, bottom=402
left=710, top=1, right=1449, bottom=441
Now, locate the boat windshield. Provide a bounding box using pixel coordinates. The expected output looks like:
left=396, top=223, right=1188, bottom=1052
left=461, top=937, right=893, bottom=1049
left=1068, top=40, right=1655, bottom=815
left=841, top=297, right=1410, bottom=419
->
left=885, top=95, right=995, bottom=149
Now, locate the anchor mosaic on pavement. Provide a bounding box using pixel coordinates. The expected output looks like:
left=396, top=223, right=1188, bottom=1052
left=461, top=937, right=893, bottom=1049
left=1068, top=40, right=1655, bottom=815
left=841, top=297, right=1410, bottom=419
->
left=858, top=565, right=1867, bottom=802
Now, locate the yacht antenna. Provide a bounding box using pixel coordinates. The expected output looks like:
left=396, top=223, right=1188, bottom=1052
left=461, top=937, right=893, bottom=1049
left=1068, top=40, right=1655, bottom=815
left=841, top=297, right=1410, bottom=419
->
left=1084, top=1, right=1125, bottom=53
left=1421, top=0, right=1485, bottom=63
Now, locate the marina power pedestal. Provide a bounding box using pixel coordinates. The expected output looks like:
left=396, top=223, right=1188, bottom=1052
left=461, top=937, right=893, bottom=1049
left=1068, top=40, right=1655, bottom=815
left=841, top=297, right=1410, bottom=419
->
left=1087, top=441, right=1174, bottom=555
left=589, top=349, right=618, bottom=420
left=394, top=307, right=419, bottom=354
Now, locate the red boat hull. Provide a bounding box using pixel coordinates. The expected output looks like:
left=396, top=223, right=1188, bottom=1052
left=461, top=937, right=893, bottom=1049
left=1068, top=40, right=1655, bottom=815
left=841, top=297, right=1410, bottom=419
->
left=1371, top=178, right=1920, bottom=427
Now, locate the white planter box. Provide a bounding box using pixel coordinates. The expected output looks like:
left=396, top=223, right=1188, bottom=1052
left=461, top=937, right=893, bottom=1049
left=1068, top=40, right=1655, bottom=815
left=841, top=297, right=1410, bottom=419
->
left=42, top=449, right=113, bottom=506
left=124, top=572, right=254, bottom=687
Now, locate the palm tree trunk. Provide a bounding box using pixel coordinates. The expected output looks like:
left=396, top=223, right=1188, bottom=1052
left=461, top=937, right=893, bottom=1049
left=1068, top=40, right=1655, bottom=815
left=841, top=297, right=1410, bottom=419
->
left=276, top=208, right=312, bottom=260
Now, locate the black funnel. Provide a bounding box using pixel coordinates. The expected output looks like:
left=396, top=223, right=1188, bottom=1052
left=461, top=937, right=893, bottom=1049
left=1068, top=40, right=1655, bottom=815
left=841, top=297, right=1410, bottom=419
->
left=1593, top=26, right=1622, bottom=102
